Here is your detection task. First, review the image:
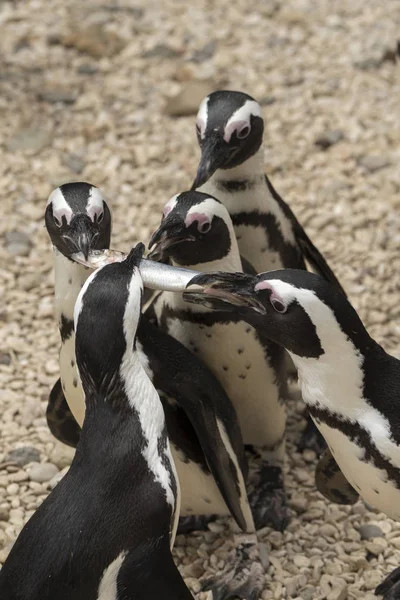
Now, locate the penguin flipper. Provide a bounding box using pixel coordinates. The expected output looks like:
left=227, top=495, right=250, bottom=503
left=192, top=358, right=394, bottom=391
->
left=46, top=379, right=81, bottom=448
left=138, top=318, right=254, bottom=533
left=264, top=174, right=347, bottom=297
left=315, top=448, right=359, bottom=505
left=240, top=255, right=257, bottom=275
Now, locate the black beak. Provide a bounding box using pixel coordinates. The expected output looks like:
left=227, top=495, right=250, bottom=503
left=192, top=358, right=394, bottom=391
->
left=147, top=218, right=195, bottom=262
left=191, top=134, right=229, bottom=190
left=183, top=271, right=266, bottom=314
left=63, top=215, right=98, bottom=261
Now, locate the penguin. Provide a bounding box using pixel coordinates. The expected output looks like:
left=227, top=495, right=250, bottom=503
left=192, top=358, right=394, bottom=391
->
left=191, top=89, right=346, bottom=453
left=45, top=183, right=267, bottom=600
left=183, top=268, right=400, bottom=600
left=147, top=190, right=288, bottom=532
left=0, top=244, right=193, bottom=600
left=44, top=182, right=253, bottom=533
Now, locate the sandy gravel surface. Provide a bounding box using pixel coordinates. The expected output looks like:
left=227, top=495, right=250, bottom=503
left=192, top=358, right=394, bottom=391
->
left=0, top=1, right=399, bottom=598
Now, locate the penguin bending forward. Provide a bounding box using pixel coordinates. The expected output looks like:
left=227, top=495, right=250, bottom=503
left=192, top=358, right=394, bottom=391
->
left=45, top=183, right=266, bottom=600
left=184, top=268, right=400, bottom=600
left=0, top=245, right=193, bottom=600
left=148, top=190, right=288, bottom=532
left=192, top=90, right=346, bottom=454
left=44, top=182, right=253, bottom=532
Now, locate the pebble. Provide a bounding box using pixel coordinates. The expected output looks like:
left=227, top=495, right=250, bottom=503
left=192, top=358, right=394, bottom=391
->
left=62, top=24, right=126, bottom=58
left=142, top=44, right=182, bottom=59
left=7, top=127, right=52, bottom=154
left=191, top=41, right=217, bottom=64
left=62, top=153, right=85, bottom=174
left=164, top=80, right=216, bottom=117
left=5, top=231, right=32, bottom=257
left=37, top=90, right=77, bottom=104
left=293, top=555, right=310, bottom=568
left=315, top=130, right=344, bottom=150
left=27, top=463, right=59, bottom=483
left=320, top=524, right=338, bottom=537
left=358, top=155, right=391, bottom=173
left=6, top=446, right=40, bottom=467
left=359, top=524, right=384, bottom=540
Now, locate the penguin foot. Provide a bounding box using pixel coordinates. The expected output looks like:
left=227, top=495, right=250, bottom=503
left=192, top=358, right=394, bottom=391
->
left=201, top=537, right=264, bottom=600
left=315, top=449, right=359, bottom=505
left=376, top=567, right=400, bottom=598
left=297, top=413, right=327, bottom=456
left=249, top=464, right=289, bottom=531
left=177, top=514, right=216, bottom=534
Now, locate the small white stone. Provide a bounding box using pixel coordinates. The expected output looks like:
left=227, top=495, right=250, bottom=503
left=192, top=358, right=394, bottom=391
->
left=28, top=463, right=59, bottom=483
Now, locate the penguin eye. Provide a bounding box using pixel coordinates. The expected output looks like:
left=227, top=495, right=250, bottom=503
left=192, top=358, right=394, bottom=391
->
left=271, top=298, right=287, bottom=314
left=53, top=214, right=62, bottom=228
left=237, top=125, right=250, bottom=140
left=198, top=221, right=211, bottom=234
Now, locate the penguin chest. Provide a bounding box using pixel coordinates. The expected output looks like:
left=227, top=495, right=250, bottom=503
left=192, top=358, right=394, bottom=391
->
left=233, top=224, right=285, bottom=273
left=166, top=315, right=286, bottom=447
left=315, top=421, right=400, bottom=520
left=59, top=335, right=85, bottom=427
left=171, top=445, right=228, bottom=516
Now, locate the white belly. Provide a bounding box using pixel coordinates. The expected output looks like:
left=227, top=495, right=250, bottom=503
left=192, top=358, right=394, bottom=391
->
left=172, top=445, right=228, bottom=516
left=59, top=335, right=85, bottom=427
left=316, top=420, right=400, bottom=520
left=162, top=305, right=286, bottom=450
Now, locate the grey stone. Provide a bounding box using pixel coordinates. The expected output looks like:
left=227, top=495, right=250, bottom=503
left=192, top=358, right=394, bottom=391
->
left=0, top=353, right=11, bottom=366
left=5, top=231, right=32, bottom=256
left=7, top=127, right=52, bottom=154
left=6, top=447, right=41, bottom=467
left=77, top=63, right=98, bottom=75
left=358, top=523, right=383, bottom=540
left=358, top=155, right=391, bottom=172
left=260, top=95, right=277, bottom=106
left=315, top=130, right=344, bottom=149
left=38, top=90, right=76, bottom=104
left=62, top=153, right=85, bottom=174
left=28, top=462, right=59, bottom=483
left=191, top=41, right=217, bottom=63
left=142, top=44, right=182, bottom=59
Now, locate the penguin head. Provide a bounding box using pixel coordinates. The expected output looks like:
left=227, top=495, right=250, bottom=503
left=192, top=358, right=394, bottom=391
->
left=74, top=243, right=145, bottom=395
left=148, top=191, right=234, bottom=266
left=45, top=182, right=111, bottom=260
left=192, top=91, right=264, bottom=189
left=184, top=269, right=371, bottom=359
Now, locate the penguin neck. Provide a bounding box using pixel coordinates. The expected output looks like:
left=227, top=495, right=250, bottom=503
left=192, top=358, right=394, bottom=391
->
left=53, top=248, right=91, bottom=323
left=287, top=297, right=376, bottom=419
left=214, top=148, right=265, bottom=182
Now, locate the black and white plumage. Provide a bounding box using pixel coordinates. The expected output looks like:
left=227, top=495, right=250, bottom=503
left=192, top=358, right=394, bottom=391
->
left=0, top=245, right=193, bottom=600
left=148, top=190, right=289, bottom=532
left=192, top=90, right=346, bottom=453
left=44, top=182, right=254, bottom=535
left=184, top=268, right=400, bottom=600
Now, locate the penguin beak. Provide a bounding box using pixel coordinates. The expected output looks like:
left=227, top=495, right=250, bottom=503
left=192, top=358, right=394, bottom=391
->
left=62, top=215, right=98, bottom=261
left=192, top=134, right=231, bottom=190
left=147, top=219, right=195, bottom=262
left=183, top=271, right=267, bottom=314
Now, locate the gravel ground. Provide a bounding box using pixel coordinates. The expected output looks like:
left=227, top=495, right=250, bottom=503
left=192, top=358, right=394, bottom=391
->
left=0, top=0, right=399, bottom=598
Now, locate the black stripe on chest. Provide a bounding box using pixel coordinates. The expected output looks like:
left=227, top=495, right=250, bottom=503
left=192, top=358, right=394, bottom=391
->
left=231, top=210, right=306, bottom=270
left=60, top=314, right=74, bottom=342
left=309, top=405, right=400, bottom=489
left=215, top=179, right=257, bottom=192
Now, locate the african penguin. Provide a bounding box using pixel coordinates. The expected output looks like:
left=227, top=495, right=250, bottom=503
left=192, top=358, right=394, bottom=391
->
left=148, top=190, right=289, bottom=532
left=184, top=268, right=400, bottom=600
left=45, top=182, right=255, bottom=535
left=0, top=245, right=193, bottom=600
left=192, top=89, right=346, bottom=453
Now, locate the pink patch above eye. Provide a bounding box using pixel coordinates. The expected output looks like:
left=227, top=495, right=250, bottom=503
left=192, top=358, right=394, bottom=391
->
left=255, top=281, right=286, bottom=308
left=223, top=119, right=248, bottom=143
left=163, top=204, right=173, bottom=217
left=185, top=212, right=210, bottom=228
